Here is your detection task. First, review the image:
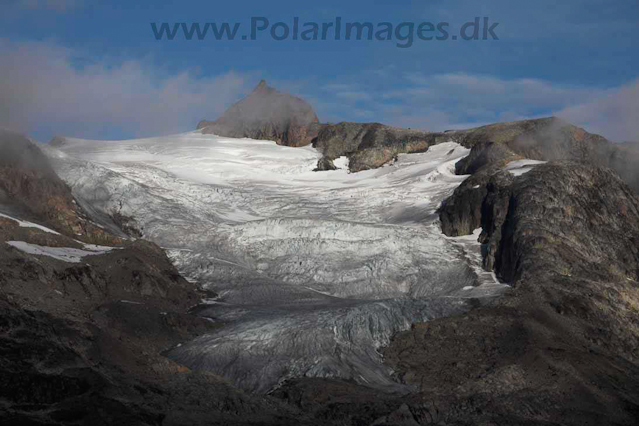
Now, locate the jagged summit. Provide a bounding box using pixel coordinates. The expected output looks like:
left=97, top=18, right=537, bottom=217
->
left=253, top=79, right=271, bottom=93
left=197, top=80, right=320, bottom=147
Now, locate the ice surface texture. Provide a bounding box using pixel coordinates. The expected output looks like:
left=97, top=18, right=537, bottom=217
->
left=49, top=133, right=508, bottom=393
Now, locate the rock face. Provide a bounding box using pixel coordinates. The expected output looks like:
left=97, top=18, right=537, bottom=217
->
left=198, top=80, right=320, bottom=147
left=312, top=122, right=451, bottom=172
left=440, top=118, right=639, bottom=236
left=274, top=161, right=639, bottom=426
left=0, top=222, right=313, bottom=426
left=311, top=117, right=639, bottom=194
left=0, top=129, right=120, bottom=244
left=387, top=162, right=639, bottom=425
left=450, top=117, right=639, bottom=192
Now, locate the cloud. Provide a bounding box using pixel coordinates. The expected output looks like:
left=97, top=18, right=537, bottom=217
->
left=315, top=71, right=639, bottom=141
left=557, top=79, right=639, bottom=142
left=0, top=40, right=249, bottom=140
left=2, top=38, right=635, bottom=143
left=393, top=72, right=602, bottom=110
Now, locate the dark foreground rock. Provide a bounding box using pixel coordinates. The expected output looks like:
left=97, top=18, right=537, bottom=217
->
left=311, top=122, right=451, bottom=172
left=273, top=161, right=639, bottom=426
left=0, top=200, right=322, bottom=425
left=312, top=118, right=639, bottom=193
left=0, top=133, right=318, bottom=425
left=387, top=162, right=639, bottom=425
left=198, top=80, right=320, bottom=147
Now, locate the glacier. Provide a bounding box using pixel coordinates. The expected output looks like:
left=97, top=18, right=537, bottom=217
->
left=47, top=132, right=509, bottom=393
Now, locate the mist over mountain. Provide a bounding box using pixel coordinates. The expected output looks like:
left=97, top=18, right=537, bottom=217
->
left=197, top=80, right=320, bottom=147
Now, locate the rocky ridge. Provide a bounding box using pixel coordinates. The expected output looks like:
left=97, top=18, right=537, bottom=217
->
left=196, top=83, right=638, bottom=190
left=197, top=80, right=320, bottom=147
left=272, top=159, right=639, bottom=426
left=314, top=117, right=639, bottom=192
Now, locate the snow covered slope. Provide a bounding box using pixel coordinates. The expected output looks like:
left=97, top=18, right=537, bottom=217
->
left=48, top=132, right=508, bottom=393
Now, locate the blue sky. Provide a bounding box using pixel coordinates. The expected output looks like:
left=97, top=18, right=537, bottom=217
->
left=1, top=0, right=637, bottom=142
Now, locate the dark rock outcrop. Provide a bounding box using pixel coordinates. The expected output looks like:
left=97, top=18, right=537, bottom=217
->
left=313, top=156, right=337, bottom=171
left=273, top=161, right=639, bottom=425
left=198, top=80, right=320, bottom=147
left=0, top=129, right=121, bottom=244
left=0, top=235, right=315, bottom=425
left=312, top=122, right=451, bottom=172
left=441, top=118, right=639, bottom=236
left=450, top=117, right=639, bottom=192
left=382, top=162, right=639, bottom=425
left=478, top=163, right=639, bottom=284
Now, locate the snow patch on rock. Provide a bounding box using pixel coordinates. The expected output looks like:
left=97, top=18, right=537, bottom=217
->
left=0, top=212, right=60, bottom=235
left=505, top=159, right=547, bottom=176
left=6, top=240, right=118, bottom=263
left=48, top=133, right=508, bottom=393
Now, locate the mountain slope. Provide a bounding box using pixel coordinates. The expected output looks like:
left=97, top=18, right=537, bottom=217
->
left=0, top=129, right=125, bottom=245
left=47, top=132, right=511, bottom=393
left=0, top=131, right=317, bottom=426
left=312, top=117, right=639, bottom=193
left=197, top=80, right=320, bottom=147
left=273, top=161, right=639, bottom=426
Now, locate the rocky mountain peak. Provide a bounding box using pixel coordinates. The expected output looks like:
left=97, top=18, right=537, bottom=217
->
left=253, top=79, right=271, bottom=94
left=197, top=80, right=320, bottom=147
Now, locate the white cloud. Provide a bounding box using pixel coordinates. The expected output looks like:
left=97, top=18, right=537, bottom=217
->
left=321, top=71, right=639, bottom=140
left=2, top=38, right=635, bottom=143
left=557, top=79, right=639, bottom=142
left=0, top=40, right=249, bottom=139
